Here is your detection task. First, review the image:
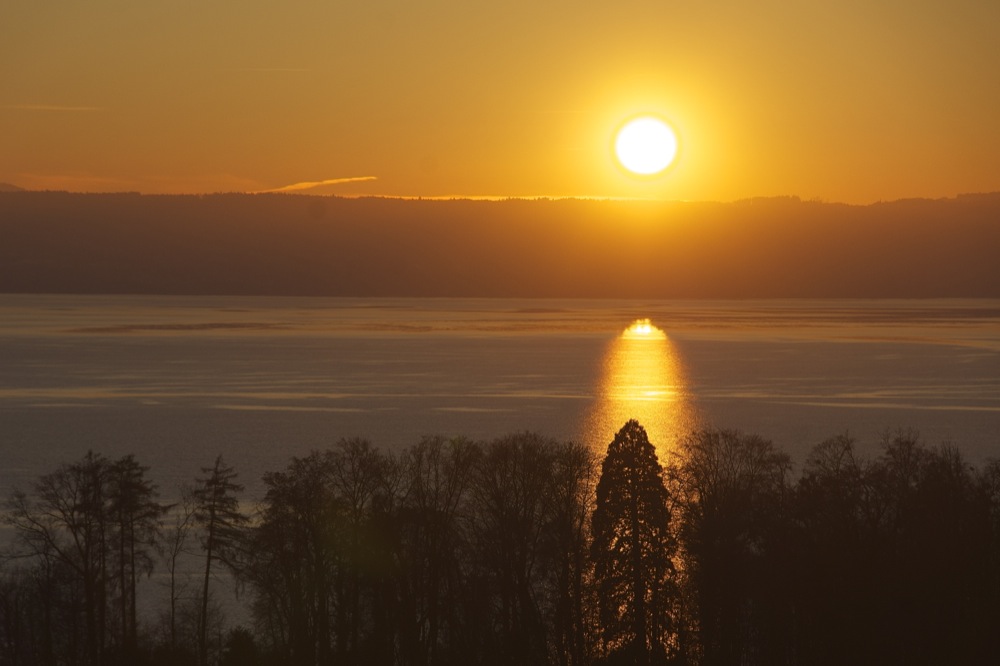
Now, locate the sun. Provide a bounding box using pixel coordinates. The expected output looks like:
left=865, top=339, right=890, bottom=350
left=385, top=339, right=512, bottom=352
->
left=614, top=116, right=678, bottom=176
left=622, top=318, right=667, bottom=340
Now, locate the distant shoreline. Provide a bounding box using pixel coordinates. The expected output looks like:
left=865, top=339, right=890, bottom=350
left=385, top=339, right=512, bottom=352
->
left=3, top=191, right=999, bottom=299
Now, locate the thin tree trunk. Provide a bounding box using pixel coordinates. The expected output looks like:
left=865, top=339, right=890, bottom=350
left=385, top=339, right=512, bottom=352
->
left=98, top=529, right=107, bottom=664
left=129, top=520, right=138, bottom=653
left=317, top=548, right=330, bottom=666
left=199, top=521, right=214, bottom=666
left=170, top=569, right=177, bottom=649
left=119, top=515, right=128, bottom=655
left=85, top=574, right=98, bottom=666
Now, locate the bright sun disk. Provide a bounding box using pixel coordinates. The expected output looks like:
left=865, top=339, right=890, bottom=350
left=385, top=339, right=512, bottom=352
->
left=614, top=117, right=677, bottom=176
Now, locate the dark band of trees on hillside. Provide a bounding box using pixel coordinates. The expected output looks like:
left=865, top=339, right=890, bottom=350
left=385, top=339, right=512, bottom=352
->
left=3, top=421, right=1000, bottom=666
left=2, top=191, right=1000, bottom=298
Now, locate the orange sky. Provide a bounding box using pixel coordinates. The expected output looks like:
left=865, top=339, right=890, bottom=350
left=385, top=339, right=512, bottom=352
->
left=3, top=0, right=999, bottom=202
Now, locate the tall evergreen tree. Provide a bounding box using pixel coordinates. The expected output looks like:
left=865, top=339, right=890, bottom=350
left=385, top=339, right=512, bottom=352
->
left=591, top=420, right=676, bottom=665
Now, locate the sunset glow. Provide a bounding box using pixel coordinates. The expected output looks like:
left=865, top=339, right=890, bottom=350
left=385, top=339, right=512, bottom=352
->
left=621, top=318, right=667, bottom=340
left=2, top=0, right=999, bottom=657
left=614, top=118, right=677, bottom=176
left=585, top=319, right=696, bottom=458
left=2, top=1, right=997, bottom=201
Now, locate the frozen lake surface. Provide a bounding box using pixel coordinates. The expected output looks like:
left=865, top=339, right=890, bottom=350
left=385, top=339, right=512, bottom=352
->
left=2, top=295, right=999, bottom=501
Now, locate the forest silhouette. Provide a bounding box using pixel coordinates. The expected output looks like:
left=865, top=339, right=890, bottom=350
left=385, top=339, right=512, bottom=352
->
left=2, top=191, right=1000, bottom=298
left=3, top=421, right=1000, bottom=665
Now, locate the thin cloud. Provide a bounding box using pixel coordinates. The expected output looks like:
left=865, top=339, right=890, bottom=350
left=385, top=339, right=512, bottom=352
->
left=227, top=67, right=312, bottom=73
left=256, top=176, right=378, bottom=194
left=4, top=104, right=102, bottom=112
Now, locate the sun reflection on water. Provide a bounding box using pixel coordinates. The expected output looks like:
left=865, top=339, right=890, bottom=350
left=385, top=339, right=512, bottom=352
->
left=583, top=318, right=697, bottom=459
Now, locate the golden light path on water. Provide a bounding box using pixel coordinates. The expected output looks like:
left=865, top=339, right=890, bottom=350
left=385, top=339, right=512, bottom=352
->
left=584, top=318, right=697, bottom=461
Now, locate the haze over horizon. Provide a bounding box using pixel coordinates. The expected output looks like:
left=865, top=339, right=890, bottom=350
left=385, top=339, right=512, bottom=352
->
left=3, top=0, right=999, bottom=203
left=3, top=191, right=999, bottom=298
left=4, top=180, right=1000, bottom=207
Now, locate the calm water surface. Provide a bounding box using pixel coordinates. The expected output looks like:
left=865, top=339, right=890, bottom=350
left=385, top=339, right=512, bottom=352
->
left=2, top=295, right=999, bottom=500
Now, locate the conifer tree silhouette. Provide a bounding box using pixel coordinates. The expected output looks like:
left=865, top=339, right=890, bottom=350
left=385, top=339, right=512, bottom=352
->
left=591, top=420, right=676, bottom=665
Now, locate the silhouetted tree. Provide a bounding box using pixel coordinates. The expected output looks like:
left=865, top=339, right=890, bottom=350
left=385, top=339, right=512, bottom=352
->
left=786, top=430, right=1000, bottom=664
left=981, top=458, right=1000, bottom=657
left=192, top=455, right=246, bottom=666
left=240, top=440, right=398, bottom=666
left=467, top=433, right=557, bottom=664
left=668, top=428, right=791, bottom=666
left=12, top=424, right=1000, bottom=666
left=159, top=487, right=198, bottom=655
left=2, top=451, right=166, bottom=666
left=542, top=440, right=599, bottom=666
left=789, top=433, right=871, bottom=663
left=244, top=450, right=339, bottom=665
left=867, top=431, right=992, bottom=663
left=108, top=454, right=165, bottom=660
left=325, top=438, right=392, bottom=663
left=0, top=560, right=75, bottom=666
left=591, top=420, right=676, bottom=665
left=4, top=451, right=114, bottom=665
left=394, top=436, right=479, bottom=665
left=219, top=626, right=262, bottom=666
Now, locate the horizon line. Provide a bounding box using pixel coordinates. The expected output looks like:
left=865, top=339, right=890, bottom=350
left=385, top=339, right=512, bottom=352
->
left=3, top=184, right=999, bottom=207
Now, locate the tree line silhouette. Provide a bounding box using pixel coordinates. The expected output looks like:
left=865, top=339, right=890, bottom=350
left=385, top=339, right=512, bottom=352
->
left=3, top=421, right=1000, bottom=665
left=3, top=191, right=1000, bottom=298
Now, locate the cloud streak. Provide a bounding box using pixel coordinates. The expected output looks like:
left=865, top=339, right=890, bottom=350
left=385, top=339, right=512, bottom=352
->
left=227, top=67, right=312, bottom=73
left=256, top=176, right=378, bottom=193
left=4, top=104, right=102, bottom=112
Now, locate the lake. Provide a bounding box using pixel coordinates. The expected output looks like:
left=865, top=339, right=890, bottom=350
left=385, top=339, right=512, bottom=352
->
left=2, top=295, right=999, bottom=501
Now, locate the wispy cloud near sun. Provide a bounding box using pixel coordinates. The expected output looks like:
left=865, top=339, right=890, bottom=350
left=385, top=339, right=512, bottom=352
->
left=255, top=176, right=378, bottom=193
left=4, top=104, right=103, bottom=112
left=226, top=67, right=312, bottom=73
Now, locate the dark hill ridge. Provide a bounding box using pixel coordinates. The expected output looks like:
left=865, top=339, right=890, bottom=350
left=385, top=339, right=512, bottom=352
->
left=1, top=191, right=999, bottom=298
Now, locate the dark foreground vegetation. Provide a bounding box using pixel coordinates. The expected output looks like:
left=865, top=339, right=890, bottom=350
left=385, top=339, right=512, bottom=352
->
left=3, top=422, right=1000, bottom=665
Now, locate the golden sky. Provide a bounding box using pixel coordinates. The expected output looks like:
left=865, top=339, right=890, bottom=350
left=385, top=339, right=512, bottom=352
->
left=3, top=0, right=998, bottom=202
